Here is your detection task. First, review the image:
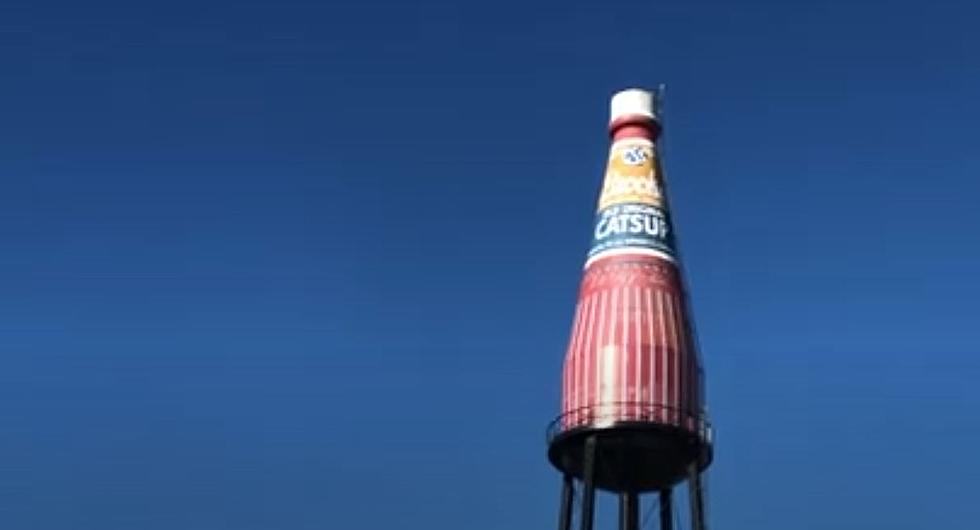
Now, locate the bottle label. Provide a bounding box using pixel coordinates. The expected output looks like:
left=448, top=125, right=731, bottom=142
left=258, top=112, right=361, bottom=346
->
left=588, top=138, right=676, bottom=264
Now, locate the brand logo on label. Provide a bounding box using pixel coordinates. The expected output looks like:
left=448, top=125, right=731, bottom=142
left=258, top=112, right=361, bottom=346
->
left=621, top=146, right=649, bottom=166
left=598, top=140, right=663, bottom=211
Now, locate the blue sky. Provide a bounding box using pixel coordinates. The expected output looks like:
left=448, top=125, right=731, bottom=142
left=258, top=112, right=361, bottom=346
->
left=2, top=0, right=979, bottom=528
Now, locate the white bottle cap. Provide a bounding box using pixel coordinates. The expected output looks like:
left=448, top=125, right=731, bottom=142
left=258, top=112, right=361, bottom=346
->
left=610, top=88, right=656, bottom=124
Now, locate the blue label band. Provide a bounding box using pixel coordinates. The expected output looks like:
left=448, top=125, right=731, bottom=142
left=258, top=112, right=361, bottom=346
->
left=588, top=202, right=676, bottom=260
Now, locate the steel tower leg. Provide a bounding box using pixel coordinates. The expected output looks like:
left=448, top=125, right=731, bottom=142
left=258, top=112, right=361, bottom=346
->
left=619, top=491, right=638, bottom=530
left=688, top=464, right=707, bottom=530
left=579, top=436, right=598, bottom=530
left=558, top=474, right=574, bottom=530
left=659, top=489, right=673, bottom=530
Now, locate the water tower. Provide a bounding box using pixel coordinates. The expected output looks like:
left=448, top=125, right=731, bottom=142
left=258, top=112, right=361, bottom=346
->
left=547, top=88, right=712, bottom=530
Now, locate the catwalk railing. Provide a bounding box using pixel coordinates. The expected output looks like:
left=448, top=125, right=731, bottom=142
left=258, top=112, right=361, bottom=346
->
left=546, top=402, right=713, bottom=446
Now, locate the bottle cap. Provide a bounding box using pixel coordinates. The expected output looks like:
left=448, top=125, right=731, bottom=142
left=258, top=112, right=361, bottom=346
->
left=610, top=88, right=656, bottom=124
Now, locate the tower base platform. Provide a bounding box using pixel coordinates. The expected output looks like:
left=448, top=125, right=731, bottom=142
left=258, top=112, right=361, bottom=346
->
left=547, top=409, right=712, bottom=493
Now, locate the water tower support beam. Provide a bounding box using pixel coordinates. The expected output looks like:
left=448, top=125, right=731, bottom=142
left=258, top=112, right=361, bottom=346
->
left=579, top=435, right=598, bottom=530
left=558, top=474, right=574, bottom=530
left=659, top=489, right=673, bottom=530
left=619, top=491, right=638, bottom=530
left=687, top=464, right=707, bottom=530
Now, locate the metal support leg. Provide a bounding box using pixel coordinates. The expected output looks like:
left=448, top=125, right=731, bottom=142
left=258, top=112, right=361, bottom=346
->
left=619, top=491, right=638, bottom=530
left=558, top=474, right=574, bottom=530
left=579, top=436, right=598, bottom=530
left=659, top=489, right=673, bottom=530
left=688, top=464, right=707, bottom=530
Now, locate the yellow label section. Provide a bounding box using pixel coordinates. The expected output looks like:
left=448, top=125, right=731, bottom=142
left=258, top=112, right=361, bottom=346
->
left=597, top=139, right=663, bottom=211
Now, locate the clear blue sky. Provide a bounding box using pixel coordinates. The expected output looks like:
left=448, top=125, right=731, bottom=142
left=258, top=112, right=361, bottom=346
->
left=2, top=0, right=978, bottom=528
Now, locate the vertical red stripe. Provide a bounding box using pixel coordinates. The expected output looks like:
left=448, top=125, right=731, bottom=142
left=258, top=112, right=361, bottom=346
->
left=630, top=286, right=644, bottom=420
left=621, top=285, right=628, bottom=421
left=565, top=298, right=585, bottom=426
left=655, top=289, right=666, bottom=423
left=584, top=290, right=598, bottom=425
left=608, top=287, right=620, bottom=422
left=562, top=302, right=578, bottom=419
left=663, top=291, right=676, bottom=425
left=592, top=289, right=608, bottom=422
left=643, top=287, right=654, bottom=418
left=624, top=286, right=631, bottom=420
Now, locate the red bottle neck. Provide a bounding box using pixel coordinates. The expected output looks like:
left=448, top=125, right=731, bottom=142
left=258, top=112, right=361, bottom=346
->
left=609, top=116, right=661, bottom=142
